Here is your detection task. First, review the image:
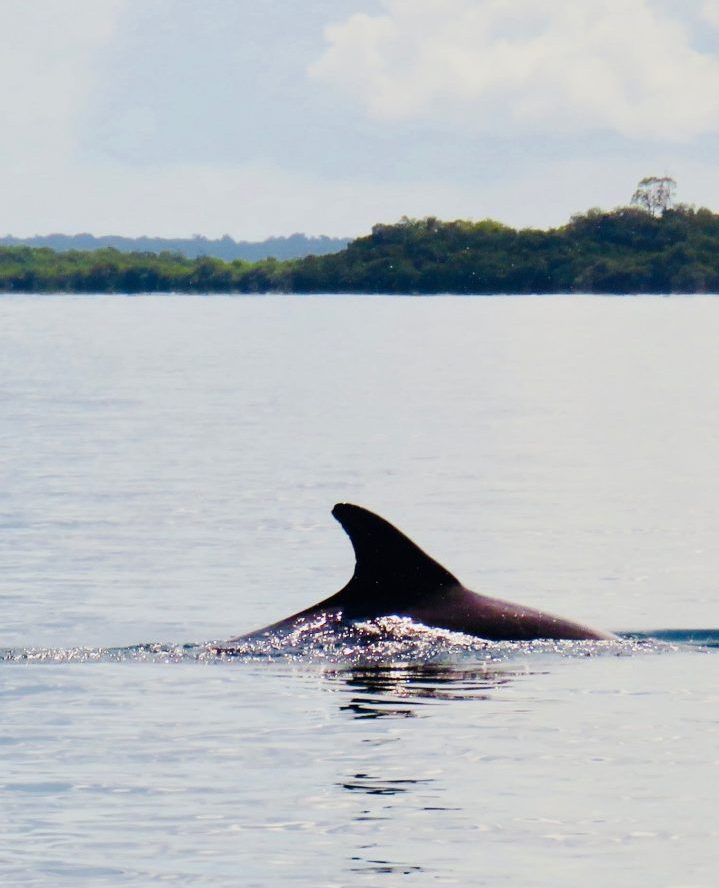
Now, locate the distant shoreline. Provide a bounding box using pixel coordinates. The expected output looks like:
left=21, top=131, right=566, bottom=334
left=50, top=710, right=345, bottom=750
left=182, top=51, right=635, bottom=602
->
left=2, top=206, right=718, bottom=295
left=0, top=232, right=348, bottom=263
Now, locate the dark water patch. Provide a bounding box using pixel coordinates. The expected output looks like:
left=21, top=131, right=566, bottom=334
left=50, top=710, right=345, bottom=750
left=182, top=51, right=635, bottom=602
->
left=620, top=629, right=719, bottom=648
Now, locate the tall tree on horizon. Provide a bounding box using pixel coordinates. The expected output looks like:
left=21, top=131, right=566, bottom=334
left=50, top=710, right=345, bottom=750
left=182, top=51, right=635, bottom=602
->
left=631, top=176, right=677, bottom=217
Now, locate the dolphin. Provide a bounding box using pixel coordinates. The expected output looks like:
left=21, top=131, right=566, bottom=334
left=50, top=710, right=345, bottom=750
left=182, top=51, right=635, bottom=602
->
left=223, top=503, right=616, bottom=645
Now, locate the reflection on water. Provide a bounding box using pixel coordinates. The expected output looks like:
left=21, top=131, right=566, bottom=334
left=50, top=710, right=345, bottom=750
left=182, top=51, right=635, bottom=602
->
left=326, top=662, right=525, bottom=719
left=341, top=697, right=419, bottom=719
left=316, top=645, right=714, bottom=881
left=323, top=662, right=524, bottom=880
left=349, top=858, right=424, bottom=876
left=341, top=773, right=434, bottom=795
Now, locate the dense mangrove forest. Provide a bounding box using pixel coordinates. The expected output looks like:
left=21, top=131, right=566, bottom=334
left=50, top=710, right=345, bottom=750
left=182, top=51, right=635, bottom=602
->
left=3, top=204, right=719, bottom=294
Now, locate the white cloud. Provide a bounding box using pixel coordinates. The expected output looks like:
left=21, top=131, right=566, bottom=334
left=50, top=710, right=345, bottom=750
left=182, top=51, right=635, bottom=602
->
left=702, top=1, right=719, bottom=26
left=310, top=0, right=719, bottom=140
left=0, top=1, right=125, bottom=161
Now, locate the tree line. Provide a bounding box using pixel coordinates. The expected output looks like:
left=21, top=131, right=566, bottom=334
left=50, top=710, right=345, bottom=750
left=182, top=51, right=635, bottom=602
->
left=2, top=203, right=719, bottom=295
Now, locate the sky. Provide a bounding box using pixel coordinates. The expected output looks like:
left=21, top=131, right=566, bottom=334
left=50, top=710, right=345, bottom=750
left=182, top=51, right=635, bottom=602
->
left=5, top=0, right=719, bottom=239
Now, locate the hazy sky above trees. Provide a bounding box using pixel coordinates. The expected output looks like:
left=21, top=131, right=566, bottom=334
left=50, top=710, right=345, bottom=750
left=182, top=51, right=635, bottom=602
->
left=4, top=0, right=719, bottom=238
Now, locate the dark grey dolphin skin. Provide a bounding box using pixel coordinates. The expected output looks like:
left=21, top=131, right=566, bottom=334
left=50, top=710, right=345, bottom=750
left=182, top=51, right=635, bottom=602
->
left=223, top=503, right=616, bottom=644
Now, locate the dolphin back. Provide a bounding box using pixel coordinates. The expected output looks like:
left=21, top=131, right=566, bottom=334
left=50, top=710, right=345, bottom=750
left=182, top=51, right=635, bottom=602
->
left=223, top=503, right=615, bottom=645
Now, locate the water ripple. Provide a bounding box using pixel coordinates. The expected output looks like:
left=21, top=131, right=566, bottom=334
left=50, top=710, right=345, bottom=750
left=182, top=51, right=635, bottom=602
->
left=2, top=619, right=717, bottom=667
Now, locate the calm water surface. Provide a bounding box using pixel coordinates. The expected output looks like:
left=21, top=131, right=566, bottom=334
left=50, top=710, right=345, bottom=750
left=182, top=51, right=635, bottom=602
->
left=1, top=295, right=718, bottom=886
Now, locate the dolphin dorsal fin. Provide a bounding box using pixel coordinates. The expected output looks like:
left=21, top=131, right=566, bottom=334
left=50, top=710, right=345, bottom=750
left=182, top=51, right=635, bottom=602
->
left=331, top=503, right=459, bottom=617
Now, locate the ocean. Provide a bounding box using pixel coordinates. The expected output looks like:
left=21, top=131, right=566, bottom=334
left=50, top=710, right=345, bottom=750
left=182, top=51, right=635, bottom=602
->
left=1, top=294, right=717, bottom=886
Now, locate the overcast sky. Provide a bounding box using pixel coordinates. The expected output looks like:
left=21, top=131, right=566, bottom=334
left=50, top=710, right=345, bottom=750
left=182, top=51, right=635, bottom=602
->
left=5, top=0, right=719, bottom=238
